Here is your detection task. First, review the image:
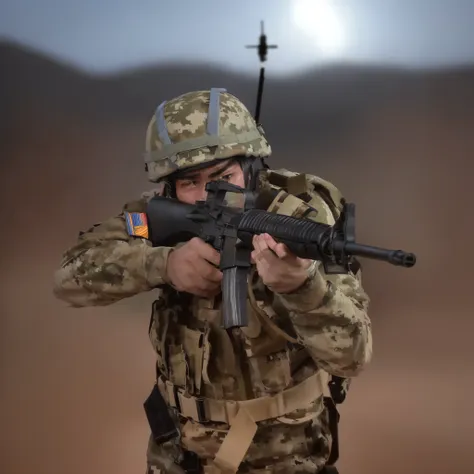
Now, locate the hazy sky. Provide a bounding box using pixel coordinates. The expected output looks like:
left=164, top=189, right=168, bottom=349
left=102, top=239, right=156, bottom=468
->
left=1, top=0, right=474, bottom=75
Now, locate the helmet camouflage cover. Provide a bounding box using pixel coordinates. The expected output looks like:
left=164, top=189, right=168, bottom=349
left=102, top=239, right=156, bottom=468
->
left=144, top=88, right=272, bottom=182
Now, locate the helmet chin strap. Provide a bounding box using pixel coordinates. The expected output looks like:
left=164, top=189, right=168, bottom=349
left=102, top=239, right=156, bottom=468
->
left=242, top=156, right=269, bottom=192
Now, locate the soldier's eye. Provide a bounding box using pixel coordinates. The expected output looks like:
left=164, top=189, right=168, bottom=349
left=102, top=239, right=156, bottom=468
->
left=178, top=180, right=198, bottom=188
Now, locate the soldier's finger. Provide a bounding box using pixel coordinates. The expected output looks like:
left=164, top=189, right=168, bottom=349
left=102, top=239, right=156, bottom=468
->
left=193, top=258, right=223, bottom=283
left=255, top=248, right=279, bottom=268
left=263, top=234, right=288, bottom=258
left=193, top=238, right=221, bottom=266
left=253, top=234, right=268, bottom=253
left=273, top=243, right=289, bottom=258
left=263, top=234, right=278, bottom=245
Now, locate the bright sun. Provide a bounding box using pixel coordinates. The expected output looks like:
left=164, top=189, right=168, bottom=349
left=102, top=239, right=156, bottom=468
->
left=291, top=0, right=346, bottom=57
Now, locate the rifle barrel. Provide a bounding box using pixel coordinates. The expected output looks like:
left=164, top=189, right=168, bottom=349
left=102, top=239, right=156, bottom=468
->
left=333, top=241, right=416, bottom=267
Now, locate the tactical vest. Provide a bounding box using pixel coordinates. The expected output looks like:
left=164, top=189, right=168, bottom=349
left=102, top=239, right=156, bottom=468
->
left=148, top=169, right=350, bottom=473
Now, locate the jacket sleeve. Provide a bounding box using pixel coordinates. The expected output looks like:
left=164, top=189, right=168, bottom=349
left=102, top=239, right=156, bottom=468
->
left=275, top=263, right=372, bottom=378
left=53, top=197, right=173, bottom=308
left=269, top=177, right=373, bottom=378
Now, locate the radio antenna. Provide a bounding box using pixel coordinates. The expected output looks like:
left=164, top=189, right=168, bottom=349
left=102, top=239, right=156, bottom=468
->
left=245, top=21, right=278, bottom=124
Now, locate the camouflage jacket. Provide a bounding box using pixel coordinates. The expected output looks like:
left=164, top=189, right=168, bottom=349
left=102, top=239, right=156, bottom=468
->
left=53, top=169, right=372, bottom=474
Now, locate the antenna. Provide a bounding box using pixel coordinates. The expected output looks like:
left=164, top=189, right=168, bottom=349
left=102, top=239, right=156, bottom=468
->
left=245, top=20, right=278, bottom=124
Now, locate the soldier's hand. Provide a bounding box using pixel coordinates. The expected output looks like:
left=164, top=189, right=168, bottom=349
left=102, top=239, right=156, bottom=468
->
left=251, top=233, right=312, bottom=294
left=165, top=237, right=223, bottom=297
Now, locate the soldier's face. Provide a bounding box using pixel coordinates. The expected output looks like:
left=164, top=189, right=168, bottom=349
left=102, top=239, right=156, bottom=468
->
left=174, top=160, right=245, bottom=204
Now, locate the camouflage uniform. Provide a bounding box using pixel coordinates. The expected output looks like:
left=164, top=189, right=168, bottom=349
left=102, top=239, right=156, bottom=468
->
left=53, top=89, right=372, bottom=474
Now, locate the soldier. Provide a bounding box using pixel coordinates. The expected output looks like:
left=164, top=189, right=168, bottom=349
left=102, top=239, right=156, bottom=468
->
left=53, top=89, right=372, bottom=474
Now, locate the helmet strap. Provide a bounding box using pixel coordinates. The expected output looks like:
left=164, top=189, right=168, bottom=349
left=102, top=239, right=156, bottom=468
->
left=243, top=157, right=268, bottom=192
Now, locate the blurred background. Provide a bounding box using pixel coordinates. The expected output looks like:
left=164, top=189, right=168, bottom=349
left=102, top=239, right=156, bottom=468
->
left=1, top=1, right=473, bottom=473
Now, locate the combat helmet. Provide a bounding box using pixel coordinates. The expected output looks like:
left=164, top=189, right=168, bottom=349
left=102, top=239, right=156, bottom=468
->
left=144, top=88, right=272, bottom=182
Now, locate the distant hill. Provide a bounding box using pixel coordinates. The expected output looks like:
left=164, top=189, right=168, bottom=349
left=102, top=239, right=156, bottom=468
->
left=3, top=40, right=474, bottom=158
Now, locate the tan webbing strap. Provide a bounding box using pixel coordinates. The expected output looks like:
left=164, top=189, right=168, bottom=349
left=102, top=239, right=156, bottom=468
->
left=247, top=270, right=299, bottom=345
left=158, top=370, right=330, bottom=472
left=323, top=377, right=332, bottom=398
left=213, top=371, right=329, bottom=473
left=159, top=369, right=329, bottom=424
left=212, top=407, right=257, bottom=473
left=266, top=190, right=286, bottom=213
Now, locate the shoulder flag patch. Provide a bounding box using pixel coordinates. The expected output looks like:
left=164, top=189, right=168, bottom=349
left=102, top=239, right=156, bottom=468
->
left=124, top=212, right=149, bottom=239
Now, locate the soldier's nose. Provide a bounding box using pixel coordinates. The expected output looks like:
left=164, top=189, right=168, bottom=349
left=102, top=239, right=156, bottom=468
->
left=197, top=187, right=208, bottom=202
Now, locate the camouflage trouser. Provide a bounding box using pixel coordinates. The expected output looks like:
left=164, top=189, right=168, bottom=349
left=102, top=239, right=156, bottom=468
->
left=145, top=434, right=186, bottom=474
left=145, top=403, right=332, bottom=473
left=145, top=433, right=331, bottom=474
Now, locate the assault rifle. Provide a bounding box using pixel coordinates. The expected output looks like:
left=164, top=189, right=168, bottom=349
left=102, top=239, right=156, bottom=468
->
left=146, top=180, right=416, bottom=330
